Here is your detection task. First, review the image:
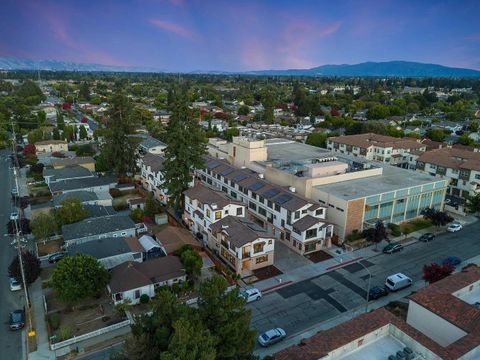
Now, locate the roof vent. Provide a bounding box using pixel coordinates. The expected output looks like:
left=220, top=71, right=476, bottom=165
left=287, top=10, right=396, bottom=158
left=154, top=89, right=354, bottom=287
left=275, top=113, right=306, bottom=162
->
left=289, top=186, right=296, bottom=193
left=221, top=225, right=229, bottom=230
left=211, top=203, right=218, bottom=210
left=258, top=173, right=264, bottom=179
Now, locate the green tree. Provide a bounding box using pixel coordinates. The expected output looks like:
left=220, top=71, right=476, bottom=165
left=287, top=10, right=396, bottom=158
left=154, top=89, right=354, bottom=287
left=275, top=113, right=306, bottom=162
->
left=362, top=220, right=388, bottom=250
left=237, top=105, right=250, bottom=116
left=180, top=249, right=203, bottom=278
left=51, top=254, right=110, bottom=303
left=79, top=82, right=91, bottom=101
left=56, top=111, right=65, bottom=130
left=426, top=128, right=446, bottom=142
left=421, top=207, right=453, bottom=232
left=100, top=89, right=139, bottom=176
left=52, top=128, right=60, bottom=140
left=27, top=128, right=48, bottom=144
left=79, top=125, right=88, bottom=139
left=198, top=275, right=256, bottom=360
left=305, top=132, right=328, bottom=148
left=9, top=250, right=41, bottom=285
left=144, top=193, right=160, bottom=217
left=457, top=133, right=474, bottom=146
left=162, top=90, right=207, bottom=210
left=466, top=193, right=480, bottom=214
left=54, top=198, right=89, bottom=226
left=224, top=127, right=239, bottom=141
left=31, top=213, right=57, bottom=243
left=37, top=110, right=46, bottom=127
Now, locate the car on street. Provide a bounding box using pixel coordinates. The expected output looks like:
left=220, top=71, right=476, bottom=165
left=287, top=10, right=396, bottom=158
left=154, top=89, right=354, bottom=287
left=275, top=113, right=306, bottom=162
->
left=418, top=233, right=435, bottom=242
left=241, top=288, right=262, bottom=303
left=382, top=243, right=403, bottom=254
left=385, top=273, right=412, bottom=292
left=257, top=327, right=286, bottom=347
left=368, top=286, right=389, bottom=300
left=443, top=256, right=462, bottom=267
left=9, top=277, right=22, bottom=292
left=48, top=252, right=67, bottom=264
left=447, top=223, right=463, bottom=232
left=10, top=212, right=19, bottom=221
left=9, top=309, right=25, bottom=330
left=11, top=188, right=18, bottom=197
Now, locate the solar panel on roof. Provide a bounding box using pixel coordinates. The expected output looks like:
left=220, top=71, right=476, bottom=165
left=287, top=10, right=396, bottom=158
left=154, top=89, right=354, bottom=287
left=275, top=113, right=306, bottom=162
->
left=207, top=161, right=221, bottom=170
left=249, top=181, right=265, bottom=191
left=275, top=194, right=292, bottom=204
left=220, top=167, right=234, bottom=176
left=233, top=173, right=248, bottom=182
left=263, top=188, right=281, bottom=199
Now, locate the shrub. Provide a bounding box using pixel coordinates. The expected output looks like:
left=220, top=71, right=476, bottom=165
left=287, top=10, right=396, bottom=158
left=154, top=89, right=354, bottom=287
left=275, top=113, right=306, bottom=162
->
left=388, top=223, right=401, bottom=237
left=346, top=230, right=363, bottom=242
left=25, top=154, right=38, bottom=165
left=49, top=313, right=61, bottom=330
left=113, top=202, right=128, bottom=211
left=51, top=151, right=65, bottom=158
left=139, top=294, right=150, bottom=304
left=109, top=188, right=122, bottom=198
left=59, top=325, right=72, bottom=340
left=130, top=208, right=144, bottom=222
left=173, top=244, right=193, bottom=257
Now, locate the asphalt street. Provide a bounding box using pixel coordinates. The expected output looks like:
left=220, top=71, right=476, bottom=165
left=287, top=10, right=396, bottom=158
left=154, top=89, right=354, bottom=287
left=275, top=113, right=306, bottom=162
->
left=0, top=149, right=24, bottom=359
left=249, top=220, right=480, bottom=347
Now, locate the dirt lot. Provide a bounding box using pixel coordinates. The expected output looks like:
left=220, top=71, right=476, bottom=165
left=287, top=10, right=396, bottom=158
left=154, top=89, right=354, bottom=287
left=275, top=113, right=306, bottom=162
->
left=37, top=239, right=64, bottom=256
left=154, top=225, right=200, bottom=254
left=305, top=250, right=334, bottom=263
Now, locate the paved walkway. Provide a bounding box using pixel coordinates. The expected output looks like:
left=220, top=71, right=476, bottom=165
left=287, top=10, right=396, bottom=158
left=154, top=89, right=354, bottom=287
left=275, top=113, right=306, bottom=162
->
left=28, top=280, right=55, bottom=360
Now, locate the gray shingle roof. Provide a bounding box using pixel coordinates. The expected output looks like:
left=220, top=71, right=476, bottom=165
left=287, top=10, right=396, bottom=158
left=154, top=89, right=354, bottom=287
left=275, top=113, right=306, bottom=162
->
left=184, top=183, right=242, bottom=208
left=62, top=215, right=136, bottom=241
left=53, top=191, right=99, bottom=207
left=209, top=216, right=272, bottom=248
left=49, top=176, right=117, bottom=193
left=67, top=237, right=134, bottom=259
left=141, top=153, right=164, bottom=172
left=43, top=166, right=94, bottom=181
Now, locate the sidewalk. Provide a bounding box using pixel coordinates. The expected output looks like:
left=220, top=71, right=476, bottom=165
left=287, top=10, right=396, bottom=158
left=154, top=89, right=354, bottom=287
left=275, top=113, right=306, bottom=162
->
left=28, top=280, right=55, bottom=360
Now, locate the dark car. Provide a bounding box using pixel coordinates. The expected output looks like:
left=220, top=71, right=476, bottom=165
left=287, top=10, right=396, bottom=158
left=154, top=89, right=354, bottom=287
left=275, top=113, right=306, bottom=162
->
left=9, top=309, right=25, bottom=330
left=48, top=252, right=66, bottom=264
left=383, top=243, right=403, bottom=254
left=368, top=286, right=389, bottom=300
left=443, top=256, right=462, bottom=267
left=419, top=233, right=435, bottom=242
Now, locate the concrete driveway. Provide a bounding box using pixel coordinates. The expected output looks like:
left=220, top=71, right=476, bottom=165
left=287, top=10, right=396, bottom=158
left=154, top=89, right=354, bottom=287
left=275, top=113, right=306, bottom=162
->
left=273, top=240, right=312, bottom=273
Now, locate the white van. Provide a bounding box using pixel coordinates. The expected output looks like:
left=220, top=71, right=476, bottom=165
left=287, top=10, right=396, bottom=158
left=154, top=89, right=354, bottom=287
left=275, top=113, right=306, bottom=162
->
left=385, top=273, right=412, bottom=292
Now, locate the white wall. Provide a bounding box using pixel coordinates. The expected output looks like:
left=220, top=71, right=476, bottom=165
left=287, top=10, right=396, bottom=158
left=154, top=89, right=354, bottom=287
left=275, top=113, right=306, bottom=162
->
left=407, top=301, right=466, bottom=347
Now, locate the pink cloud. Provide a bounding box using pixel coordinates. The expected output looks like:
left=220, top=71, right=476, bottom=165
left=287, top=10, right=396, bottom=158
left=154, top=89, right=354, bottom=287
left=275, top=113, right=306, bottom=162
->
left=149, top=19, right=198, bottom=40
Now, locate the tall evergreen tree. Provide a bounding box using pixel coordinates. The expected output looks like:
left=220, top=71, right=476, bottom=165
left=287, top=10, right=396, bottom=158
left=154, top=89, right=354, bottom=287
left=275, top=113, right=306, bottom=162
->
left=101, top=89, right=139, bottom=176
left=162, top=90, right=206, bottom=211
left=56, top=110, right=65, bottom=130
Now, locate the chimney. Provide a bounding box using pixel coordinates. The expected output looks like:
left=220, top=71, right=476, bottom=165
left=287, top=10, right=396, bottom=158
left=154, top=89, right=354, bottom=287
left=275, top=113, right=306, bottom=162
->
left=211, top=203, right=218, bottom=210
left=289, top=186, right=296, bottom=193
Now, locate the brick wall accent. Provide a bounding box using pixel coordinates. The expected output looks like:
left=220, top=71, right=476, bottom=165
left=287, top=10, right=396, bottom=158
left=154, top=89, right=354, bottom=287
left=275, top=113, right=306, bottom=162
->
left=345, top=198, right=366, bottom=237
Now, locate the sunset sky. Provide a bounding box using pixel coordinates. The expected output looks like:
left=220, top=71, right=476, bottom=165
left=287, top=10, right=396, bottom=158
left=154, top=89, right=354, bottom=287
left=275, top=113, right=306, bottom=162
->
left=1, top=0, right=479, bottom=71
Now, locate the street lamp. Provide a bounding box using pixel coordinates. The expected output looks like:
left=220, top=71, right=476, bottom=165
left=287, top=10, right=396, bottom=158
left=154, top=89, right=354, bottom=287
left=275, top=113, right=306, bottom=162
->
left=358, top=260, right=372, bottom=313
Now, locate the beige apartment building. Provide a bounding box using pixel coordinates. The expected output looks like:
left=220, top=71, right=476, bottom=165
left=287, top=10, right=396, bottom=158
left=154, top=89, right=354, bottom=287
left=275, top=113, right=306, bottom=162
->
left=35, top=140, right=68, bottom=153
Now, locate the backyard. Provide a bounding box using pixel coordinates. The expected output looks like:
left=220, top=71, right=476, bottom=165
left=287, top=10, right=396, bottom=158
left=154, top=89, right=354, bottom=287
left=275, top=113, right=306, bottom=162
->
left=37, top=238, right=64, bottom=257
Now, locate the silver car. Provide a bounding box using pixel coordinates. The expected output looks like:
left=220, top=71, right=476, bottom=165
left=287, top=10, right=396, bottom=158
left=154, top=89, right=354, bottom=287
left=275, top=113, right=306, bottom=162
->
left=257, top=327, right=286, bottom=347
left=9, top=277, right=22, bottom=292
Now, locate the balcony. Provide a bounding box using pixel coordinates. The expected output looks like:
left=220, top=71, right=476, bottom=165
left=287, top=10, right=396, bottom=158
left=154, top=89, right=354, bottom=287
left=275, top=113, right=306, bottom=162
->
left=242, top=252, right=251, bottom=259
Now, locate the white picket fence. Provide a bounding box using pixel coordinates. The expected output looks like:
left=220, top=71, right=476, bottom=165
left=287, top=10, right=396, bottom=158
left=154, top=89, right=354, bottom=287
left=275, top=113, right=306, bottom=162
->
left=50, top=319, right=131, bottom=350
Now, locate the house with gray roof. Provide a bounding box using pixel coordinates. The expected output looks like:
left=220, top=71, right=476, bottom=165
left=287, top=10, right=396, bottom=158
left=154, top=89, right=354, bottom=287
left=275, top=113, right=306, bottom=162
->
left=68, top=236, right=145, bottom=269
left=52, top=190, right=112, bottom=207
left=62, top=215, right=137, bottom=245
left=43, top=165, right=95, bottom=185
left=133, top=134, right=166, bottom=155
left=49, top=176, right=117, bottom=195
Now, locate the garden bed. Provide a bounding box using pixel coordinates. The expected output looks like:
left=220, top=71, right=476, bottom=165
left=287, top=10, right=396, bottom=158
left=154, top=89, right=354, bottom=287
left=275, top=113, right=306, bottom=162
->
left=252, top=265, right=283, bottom=281
left=305, top=250, right=334, bottom=263
left=37, top=239, right=64, bottom=257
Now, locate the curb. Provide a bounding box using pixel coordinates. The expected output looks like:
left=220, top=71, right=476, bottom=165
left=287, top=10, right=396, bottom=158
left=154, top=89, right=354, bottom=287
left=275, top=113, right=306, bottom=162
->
left=325, top=256, right=364, bottom=271
left=261, top=280, right=293, bottom=294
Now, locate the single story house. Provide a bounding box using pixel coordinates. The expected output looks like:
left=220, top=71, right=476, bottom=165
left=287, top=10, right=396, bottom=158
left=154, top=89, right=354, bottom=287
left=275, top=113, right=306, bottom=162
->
left=48, top=176, right=117, bottom=195
left=109, top=256, right=186, bottom=305
left=68, top=236, right=145, bottom=269
left=35, top=140, right=68, bottom=153
left=50, top=156, right=96, bottom=171
left=62, top=215, right=137, bottom=246
left=52, top=190, right=112, bottom=207
left=43, top=165, right=95, bottom=185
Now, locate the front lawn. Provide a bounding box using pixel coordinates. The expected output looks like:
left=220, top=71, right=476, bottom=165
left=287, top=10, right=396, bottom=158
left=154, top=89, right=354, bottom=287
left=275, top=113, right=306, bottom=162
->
left=399, top=218, right=432, bottom=234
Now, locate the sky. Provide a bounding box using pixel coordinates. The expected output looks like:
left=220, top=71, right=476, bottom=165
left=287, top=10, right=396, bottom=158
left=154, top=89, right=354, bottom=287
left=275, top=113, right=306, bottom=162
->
left=1, top=0, right=479, bottom=71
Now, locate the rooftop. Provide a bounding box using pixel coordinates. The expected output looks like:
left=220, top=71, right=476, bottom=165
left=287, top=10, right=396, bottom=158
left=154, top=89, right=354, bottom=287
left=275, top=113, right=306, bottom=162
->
left=328, top=133, right=425, bottom=150
left=140, top=153, right=164, bottom=172
left=53, top=190, right=99, bottom=206
left=50, top=156, right=95, bottom=167
left=184, top=182, right=243, bottom=209
left=62, top=215, right=136, bottom=241
left=417, top=147, right=480, bottom=171
left=43, top=165, right=94, bottom=181
left=67, top=236, right=138, bottom=259
left=210, top=216, right=272, bottom=247
left=49, top=176, right=117, bottom=193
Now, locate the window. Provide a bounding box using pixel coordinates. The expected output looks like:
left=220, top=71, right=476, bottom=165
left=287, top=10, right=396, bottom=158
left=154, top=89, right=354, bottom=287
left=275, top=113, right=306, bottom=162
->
left=231, top=191, right=237, bottom=198
left=206, top=209, right=211, bottom=218
left=267, top=200, right=273, bottom=209
left=255, top=255, right=268, bottom=264
left=253, top=242, right=265, bottom=253
left=306, top=228, right=318, bottom=239
left=221, top=248, right=236, bottom=265
left=215, top=211, right=221, bottom=220
left=134, top=289, right=141, bottom=299
left=305, top=242, right=316, bottom=252
left=121, top=231, right=127, bottom=236
left=316, top=208, right=324, bottom=216
left=236, top=207, right=243, bottom=216
left=275, top=204, right=281, bottom=212
left=294, top=211, right=300, bottom=219
left=258, top=207, right=267, bottom=217
left=252, top=192, right=257, bottom=200
left=259, top=196, right=265, bottom=203
left=222, top=186, right=227, bottom=193
left=302, top=209, right=307, bottom=214
left=268, top=240, right=272, bottom=245
left=285, top=231, right=291, bottom=241
left=249, top=201, right=257, bottom=211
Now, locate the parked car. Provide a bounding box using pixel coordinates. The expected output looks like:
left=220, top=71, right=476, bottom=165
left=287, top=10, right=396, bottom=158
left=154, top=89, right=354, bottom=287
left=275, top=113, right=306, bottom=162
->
left=241, top=288, right=262, bottom=303
left=382, top=243, right=404, bottom=254
left=257, top=327, right=286, bottom=347
left=368, top=286, right=389, bottom=300
left=11, top=188, right=18, bottom=197
left=385, top=273, right=412, bottom=292
left=9, top=277, right=22, bottom=292
left=418, top=233, right=435, bottom=242
left=48, top=252, right=66, bottom=264
left=447, top=223, right=463, bottom=232
left=10, top=212, right=19, bottom=221
left=443, top=256, right=462, bottom=267
left=9, top=309, right=25, bottom=330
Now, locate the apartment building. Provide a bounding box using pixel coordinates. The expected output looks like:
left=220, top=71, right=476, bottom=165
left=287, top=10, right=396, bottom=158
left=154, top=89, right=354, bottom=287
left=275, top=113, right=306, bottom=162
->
left=183, top=182, right=246, bottom=243
left=197, top=157, right=333, bottom=255
left=326, top=133, right=426, bottom=168
left=209, top=216, right=275, bottom=276
left=138, top=152, right=168, bottom=204
left=275, top=266, right=480, bottom=360
left=207, top=137, right=447, bottom=241
left=415, top=148, right=480, bottom=201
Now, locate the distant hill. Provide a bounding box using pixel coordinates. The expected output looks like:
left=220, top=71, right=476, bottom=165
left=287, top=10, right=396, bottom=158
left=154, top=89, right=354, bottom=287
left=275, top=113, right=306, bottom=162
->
left=1, top=57, right=479, bottom=77
left=246, top=61, right=480, bottom=77
left=0, top=57, right=160, bottom=73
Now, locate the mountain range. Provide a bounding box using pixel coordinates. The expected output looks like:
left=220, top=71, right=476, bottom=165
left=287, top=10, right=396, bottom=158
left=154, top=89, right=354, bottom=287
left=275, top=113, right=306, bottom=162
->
left=1, top=57, right=479, bottom=77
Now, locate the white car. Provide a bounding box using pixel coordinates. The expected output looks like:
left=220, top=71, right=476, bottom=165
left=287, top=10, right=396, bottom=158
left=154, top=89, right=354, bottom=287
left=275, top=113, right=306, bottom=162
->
left=9, top=277, right=22, bottom=291
left=447, top=223, right=463, bottom=232
left=10, top=212, right=19, bottom=221
left=240, top=288, right=262, bottom=303
left=257, top=327, right=286, bottom=347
